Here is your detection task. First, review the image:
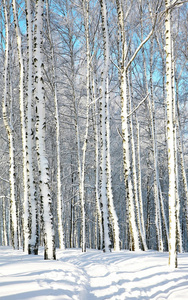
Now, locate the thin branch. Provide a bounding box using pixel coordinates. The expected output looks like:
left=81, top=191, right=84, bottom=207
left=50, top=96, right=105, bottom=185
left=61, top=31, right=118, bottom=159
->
left=127, top=93, right=149, bottom=118
left=111, top=59, right=121, bottom=72
left=0, top=176, right=9, bottom=183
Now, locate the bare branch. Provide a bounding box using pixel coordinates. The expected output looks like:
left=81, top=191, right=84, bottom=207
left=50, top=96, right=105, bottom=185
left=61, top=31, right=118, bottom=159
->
left=127, top=93, right=149, bottom=118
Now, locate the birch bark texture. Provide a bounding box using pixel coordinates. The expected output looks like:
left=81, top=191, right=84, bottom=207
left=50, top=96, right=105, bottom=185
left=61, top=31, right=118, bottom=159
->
left=2, top=0, right=18, bottom=250
left=34, top=0, right=56, bottom=260
left=46, top=0, right=65, bottom=250
left=99, top=0, right=111, bottom=252
left=12, top=0, right=29, bottom=253
left=165, top=0, right=177, bottom=268
left=115, top=0, right=140, bottom=251
left=99, top=0, right=120, bottom=252
left=25, top=0, right=39, bottom=255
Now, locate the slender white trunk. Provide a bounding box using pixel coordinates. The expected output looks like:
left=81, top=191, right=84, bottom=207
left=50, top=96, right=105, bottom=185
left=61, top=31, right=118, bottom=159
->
left=54, top=72, right=65, bottom=250
left=92, top=74, right=103, bottom=250
left=78, top=0, right=93, bottom=252
left=176, top=106, right=188, bottom=238
left=2, top=197, right=8, bottom=246
left=75, top=115, right=86, bottom=251
left=171, top=41, right=182, bottom=253
left=34, top=0, right=56, bottom=260
left=2, top=0, right=18, bottom=250
left=122, top=71, right=140, bottom=251
left=136, top=118, right=147, bottom=248
left=12, top=0, right=29, bottom=252
left=80, top=101, right=90, bottom=252
left=149, top=40, right=164, bottom=252
left=46, top=0, right=65, bottom=250
left=25, top=0, right=39, bottom=255
left=106, top=78, right=120, bottom=252
left=116, top=0, right=140, bottom=251
left=128, top=73, right=147, bottom=251
left=100, top=0, right=120, bottom=251
left=99, top=0, right=112, bottom=252
left=141, top=24, right=165, bottom=250
left=165, top=0, right=177, bottom=268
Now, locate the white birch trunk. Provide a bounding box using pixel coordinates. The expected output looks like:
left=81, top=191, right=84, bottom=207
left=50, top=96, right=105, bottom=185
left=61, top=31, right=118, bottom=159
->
left=46, top=0, right=65, bottom=250
left=2, top=197, right=8, bottom=246
left=75, top=114, right=86, bottom=252
left=2, top=0, right=18, bottom=250
left=165, top=0, right=177, bottom=268
left=136, top=119, right=147, bottom=249
left=78, top=0, right=93, bottom=253
left=92, top=73, right=103, bottom=250
left=149, top=39, right=164, bottom=252
left=116, top=0, right=140, bottom=251
left=99, top=0, right=112, bottom=252
left=80, top=109, right=89, bottom=252
left=171, top=41, right=182, bottom=253
left=25, top=0, right=39, bottom=255
left=176, top=107, right=188, bottom=239
left=128, top=74, right=147, bottom=251
left=141, top=23, right=166, bottom=251
left=106, top=78, right=120, bottom=252
left=122, top=71, right=140, bottom=251
left=34, top=0, right=56, bottom=260
left=12, top=0, right=29, bottom=252
left=98, top=0, right=121, bottom=253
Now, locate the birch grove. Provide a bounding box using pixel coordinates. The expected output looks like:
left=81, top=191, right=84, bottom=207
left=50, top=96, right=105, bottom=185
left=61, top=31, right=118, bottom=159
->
left=0, top=0, right=188, bottom=266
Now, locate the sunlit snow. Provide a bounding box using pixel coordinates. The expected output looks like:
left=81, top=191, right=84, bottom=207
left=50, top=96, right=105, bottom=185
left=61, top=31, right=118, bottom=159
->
left=0, top=247, right=188, bottom=299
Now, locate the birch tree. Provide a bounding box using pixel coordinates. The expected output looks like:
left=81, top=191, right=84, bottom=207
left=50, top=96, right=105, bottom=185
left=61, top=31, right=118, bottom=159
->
left=99, top=0, right=111, bottom=252
left=171, top=38, right=182, bottom=253
left=115, top=0, right=140, bottom=250
left=165, top=0, right=177, bottom=268
left=128, top=71, right=147, bottom=250
left=2, top=0, right=18, bottom=250
left=1, top=196, right=8, bottom=246
left=12, top=0, right=29, bottom=252
left=24, top=0, right=39, bottom=255
left=34, top=0, right=56, bottom=260
left=91, top=72, right=103, bottom=250
left=45, top=0, right=65, bottom=250
left=176, top=89, right=188, bottom=246
left=99, top=0, right=120, bottom=252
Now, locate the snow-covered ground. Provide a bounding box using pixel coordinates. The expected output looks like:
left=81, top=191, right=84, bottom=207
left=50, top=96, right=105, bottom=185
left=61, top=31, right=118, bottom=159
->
left=0, top=247, right=188, bottom=300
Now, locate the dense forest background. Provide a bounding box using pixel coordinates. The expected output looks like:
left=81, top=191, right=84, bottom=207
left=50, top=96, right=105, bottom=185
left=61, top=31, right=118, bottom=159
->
left=0, top=0, right=188, bottom=268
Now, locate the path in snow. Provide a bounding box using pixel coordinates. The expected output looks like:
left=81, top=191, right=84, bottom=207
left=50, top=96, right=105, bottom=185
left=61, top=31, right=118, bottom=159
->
left=0, top=247, right=188, bottom=299
left=60, top=249, right=188, bottom=300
